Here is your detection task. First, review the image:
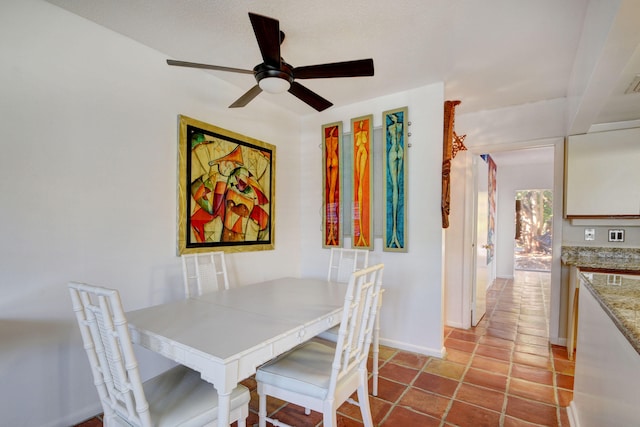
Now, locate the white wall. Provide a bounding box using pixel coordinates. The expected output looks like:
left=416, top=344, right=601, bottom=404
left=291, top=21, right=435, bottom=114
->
left=444, top=151, right=474, bottom=328
left=0, top=1, right=302, bottom=426
left=299, top=85, right=446, bottom=358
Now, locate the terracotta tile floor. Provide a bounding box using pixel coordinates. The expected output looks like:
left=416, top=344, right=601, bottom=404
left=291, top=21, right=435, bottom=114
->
left=76, top=270, right=573, bottom=426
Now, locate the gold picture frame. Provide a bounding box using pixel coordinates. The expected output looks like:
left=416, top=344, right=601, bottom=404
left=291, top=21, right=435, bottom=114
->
left=177, top=115, right=275, bottom=254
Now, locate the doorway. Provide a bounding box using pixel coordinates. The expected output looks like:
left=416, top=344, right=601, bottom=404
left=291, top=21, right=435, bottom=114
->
left=472, top=155, right=490, bottom=326
left=514, top=189, right=552, bottom=272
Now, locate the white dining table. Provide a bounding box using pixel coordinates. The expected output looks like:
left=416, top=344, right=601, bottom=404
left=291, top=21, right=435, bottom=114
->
left=127, top=277, right=347, bottom=427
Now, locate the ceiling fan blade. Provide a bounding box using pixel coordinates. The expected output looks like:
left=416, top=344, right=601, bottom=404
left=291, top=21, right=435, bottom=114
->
left=293, top=59, right=374, bottom=79
left=248, top=12, right=282, bottom=68
left=166, top=59, right=254, bottom=74
left=288, top=81, right=333, bottom=111
left=229, top=85, right=263, bottom=108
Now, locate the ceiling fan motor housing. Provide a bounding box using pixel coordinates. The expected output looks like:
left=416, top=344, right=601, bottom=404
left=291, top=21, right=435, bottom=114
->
left=254, top=62, right=294, bottom=84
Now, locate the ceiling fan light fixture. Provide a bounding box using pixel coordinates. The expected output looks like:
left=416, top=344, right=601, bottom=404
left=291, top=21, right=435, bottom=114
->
left=259, top=76, right=291, bottom=94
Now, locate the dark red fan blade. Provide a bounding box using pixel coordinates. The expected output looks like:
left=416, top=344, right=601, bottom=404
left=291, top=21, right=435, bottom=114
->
left=288, top=81, right=333, bottom=111
left=248, top=12, right=281, bottom=68
left=293, top=59, right=374, bottom=79
left=229, top=85, right=263, bottom=108
left=166, top=59, right=254, bottom=74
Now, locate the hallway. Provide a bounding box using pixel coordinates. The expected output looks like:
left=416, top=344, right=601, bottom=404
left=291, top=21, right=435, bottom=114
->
left=437, top=270, right=573, bottom=426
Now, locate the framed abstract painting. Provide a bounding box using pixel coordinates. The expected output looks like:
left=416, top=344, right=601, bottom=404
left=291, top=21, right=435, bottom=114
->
left=350, top=115, right=373, bottom=250
left=177, top=115, right=275, bottom=254
left=382, top=107, right=408, bottom=252
left=486, top=154, right=497, bottom=264
left=322, top=121, right=343, bottom=248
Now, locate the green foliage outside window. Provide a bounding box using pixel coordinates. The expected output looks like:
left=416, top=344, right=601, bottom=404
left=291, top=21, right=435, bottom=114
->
left=516, top=190, right=553, bottom=256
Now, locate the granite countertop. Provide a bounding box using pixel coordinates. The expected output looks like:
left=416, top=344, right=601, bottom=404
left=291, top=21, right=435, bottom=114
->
left=580, top=271, right=640, bottom=355
left=561, top=246, right=640, bottom=273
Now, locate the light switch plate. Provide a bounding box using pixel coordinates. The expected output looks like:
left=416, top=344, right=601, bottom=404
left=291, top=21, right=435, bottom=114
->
left=585, top=228, right=595, bottom=241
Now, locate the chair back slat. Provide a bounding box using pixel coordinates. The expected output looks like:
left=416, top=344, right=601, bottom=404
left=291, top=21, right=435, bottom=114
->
left=327, top=248, right=369, bottom=283
left=329, top=264, right=384, bottom=395
left=69, top=282, right=152, bottom=427
left=181, top=251, right=230, bottom=297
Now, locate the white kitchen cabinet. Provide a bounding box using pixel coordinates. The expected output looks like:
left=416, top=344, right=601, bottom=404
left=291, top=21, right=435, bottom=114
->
left=564, top=127, right=640, bottom=218
left=569, top=284, right=640, bottom=427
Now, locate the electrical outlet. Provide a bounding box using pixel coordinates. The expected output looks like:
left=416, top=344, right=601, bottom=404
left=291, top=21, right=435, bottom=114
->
left=584, top=228, right=595, bottom=241
left=608, top=229, right=625, bottom=242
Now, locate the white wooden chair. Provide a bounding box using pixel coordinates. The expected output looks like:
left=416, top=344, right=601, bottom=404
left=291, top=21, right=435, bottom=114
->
left=256, top=264, right=384, bottom=427
left=68, top=282, right=249, bottom=427
left=181, top=251, right=230, bottom=297
left=320, top=247, right=383, bottom=396
left=327, top=247, right=369, bottom=283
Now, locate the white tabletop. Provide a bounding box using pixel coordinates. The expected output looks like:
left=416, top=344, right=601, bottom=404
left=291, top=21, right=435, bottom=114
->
left=127, top=276, right=346, bottom=427
left=196, top=277, right=346, bottom=325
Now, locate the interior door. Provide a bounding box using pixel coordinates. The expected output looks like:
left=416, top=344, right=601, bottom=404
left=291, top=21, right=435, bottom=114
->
left=472, top=156, right=489, bottom=326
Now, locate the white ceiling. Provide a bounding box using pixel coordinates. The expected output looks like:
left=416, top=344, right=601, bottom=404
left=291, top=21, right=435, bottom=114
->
left=45, top=0, right=640, bottom=165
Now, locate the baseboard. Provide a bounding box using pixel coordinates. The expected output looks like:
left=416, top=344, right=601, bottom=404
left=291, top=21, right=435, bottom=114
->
left=445, top=320, right=465, bottom=329
left=380, top=337, right=446, bottom=358
left=44, top=403, right=102, bottom=427
left=567, top=401, right=580, bottom=427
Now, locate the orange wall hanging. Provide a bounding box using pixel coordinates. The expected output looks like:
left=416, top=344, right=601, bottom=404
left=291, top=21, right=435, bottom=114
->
left=351, top=115, right=373, bottom=249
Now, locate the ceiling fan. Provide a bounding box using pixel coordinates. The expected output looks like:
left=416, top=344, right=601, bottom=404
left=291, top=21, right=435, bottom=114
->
left=166, top=12, right=375, bottom=112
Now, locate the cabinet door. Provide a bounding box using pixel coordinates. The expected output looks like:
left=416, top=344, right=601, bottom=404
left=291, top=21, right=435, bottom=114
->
left=572, top=286, right=640, bottom=427
left=564, top=127, right=640, bottom=218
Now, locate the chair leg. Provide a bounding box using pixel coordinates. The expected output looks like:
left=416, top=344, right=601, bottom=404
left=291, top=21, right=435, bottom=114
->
left=372, top=293, right=382, bottom=396
left=356, top=380, right=374, bottom=427
left=258, top=385, right=267, bottom=427
left=322, top=401, right=338, bottom=427
left=236, top=404, right=248, bottom=427
left=102, top=412, right=118, bottom=427
left=372, top=333, right=380, bottom=396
